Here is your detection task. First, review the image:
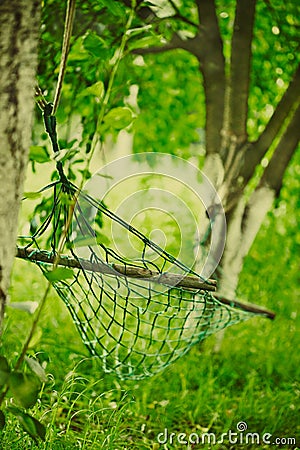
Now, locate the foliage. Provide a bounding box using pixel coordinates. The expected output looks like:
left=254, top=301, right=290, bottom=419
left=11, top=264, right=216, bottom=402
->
left=1, top=0, right=299, bottom=445
left=248, top=0, right=299, bottom=138
left=0, top=355, right=46, bottom=443
left=33, top=0, right=300, bottom=185
left=2, top=188, right=299, bottom=447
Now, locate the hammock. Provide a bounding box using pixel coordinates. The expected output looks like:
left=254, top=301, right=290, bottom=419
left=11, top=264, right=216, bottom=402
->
left=16, top=103, right=275, bottom=380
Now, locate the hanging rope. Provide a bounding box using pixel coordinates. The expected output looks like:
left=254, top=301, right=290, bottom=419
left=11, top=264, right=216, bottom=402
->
left=52, top=0, right=76, bottom=115
left=34, top=0, right=75, bottom=116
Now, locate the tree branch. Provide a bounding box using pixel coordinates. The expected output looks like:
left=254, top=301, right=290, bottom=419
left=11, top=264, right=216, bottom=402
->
left=228, top=0, right=256, bottom=142
left=195, top=0, right=226, bottom=155
left=135, top=33, right=208, bottom=58
left=132, top=42, right=179, bottom=55
left=258, top=102, right=300, bottom=195
left=122, top=0, right=198, bottom=28
left=214, top=294, right=275, bottom=320
left=16, top=247, right=217, bottom=291
left=16, top=247, right=276, bottom=318
left=167, top=0, right=199, bottom=29
left=234, top=103, right=300, bottom=262
left=241, top=62, right=300, bottom=182
left=132, top=32, right=194, bottom=55
left=255, top=63, right=300, bottom=153
left=122, top=0, right=156, bottom=23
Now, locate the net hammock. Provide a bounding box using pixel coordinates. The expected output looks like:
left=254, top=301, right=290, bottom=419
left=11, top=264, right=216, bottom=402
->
left=16, top=103, right=275, bottom=380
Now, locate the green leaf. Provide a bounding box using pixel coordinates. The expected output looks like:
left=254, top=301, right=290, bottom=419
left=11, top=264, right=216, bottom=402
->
left=23, top=191, right=43, bottom=200
left=81, top=81, right=105, bottom=100
left=0, top=356, right=10, bottom=387
left=100, top=0, right=125, bottom=16
left=44, top=267, right=74, bottom=282
left=25, top=357, right=47, bottom=383
left=128, top=35, right=163, bottom=51
left=83, top=32, right=107, bottom=56
left=28, top=328, right=43, bottom=350
left=9, top=372, right=41, bottom=409
left=8, top=301, right=39, bottom=314
left=53, top=148, right=78, bottom=163
left=101, top=107, right=134, bottom=132
left=8, top=406, right=46, bottom=441
left=58, top=138, right=77, bottom=149
left=29, top=416, right=46, bottom=441
left=29, top=146, right=50, bottom=163
left=59, top=192, right=73, bottom=206
left=96, top=232, right=110, bottom=246
left=0, top=410, right=5, bottom=430
left=74, top=236, right=97, bottom=248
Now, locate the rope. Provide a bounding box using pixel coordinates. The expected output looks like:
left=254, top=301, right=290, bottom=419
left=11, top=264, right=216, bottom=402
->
left=52, top=0, right=76, bottom=115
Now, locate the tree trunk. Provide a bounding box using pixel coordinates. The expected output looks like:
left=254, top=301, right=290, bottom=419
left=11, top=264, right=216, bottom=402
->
left=124, top=1, right=299, bottom=306
left=0, top=0, right=40, bottom=334
left=219, top=102, right=300, bottom=299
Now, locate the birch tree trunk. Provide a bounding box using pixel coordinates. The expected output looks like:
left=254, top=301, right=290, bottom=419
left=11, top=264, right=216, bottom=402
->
left=0, top=0, right=40, bottom=334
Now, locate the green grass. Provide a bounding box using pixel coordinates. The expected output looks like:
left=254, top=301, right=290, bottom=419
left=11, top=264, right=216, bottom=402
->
left=1, top=165, right=299, bottom=449
left=1, top=239, right=299, bottom=449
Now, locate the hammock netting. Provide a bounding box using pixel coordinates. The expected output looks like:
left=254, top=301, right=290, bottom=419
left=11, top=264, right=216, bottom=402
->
left=15, top=102, right=275, bottom=380
left=16, top=174, right=274, bottom=380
